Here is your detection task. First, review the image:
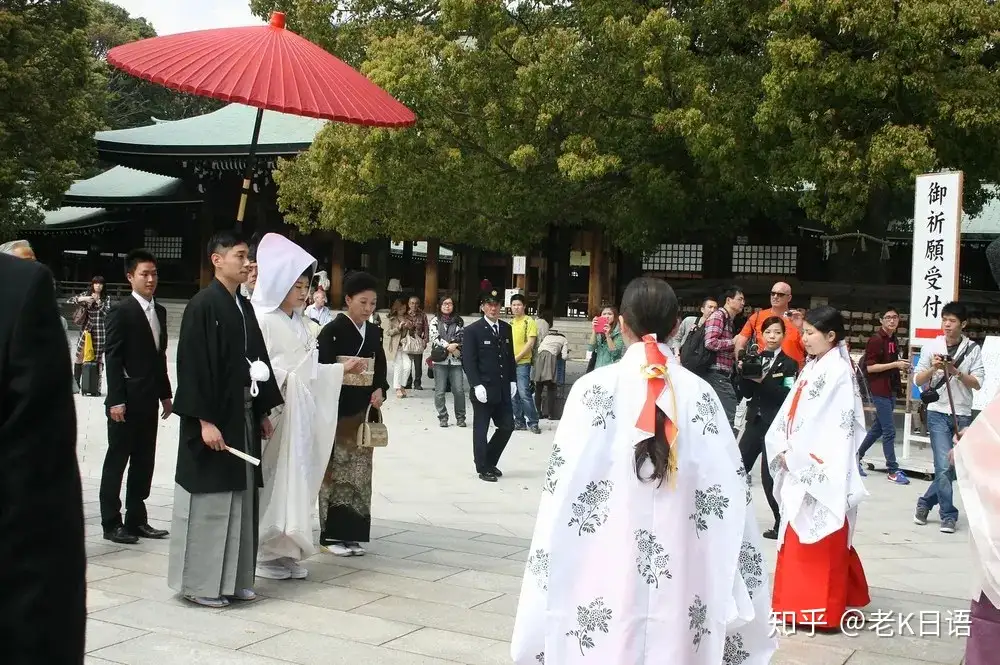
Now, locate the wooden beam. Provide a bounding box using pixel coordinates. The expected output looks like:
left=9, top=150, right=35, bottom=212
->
left=587, top=230, right=604, bottom=317
left=424, top=239, right=440, bottom=311
left=330, top=235, right=345, bottom=308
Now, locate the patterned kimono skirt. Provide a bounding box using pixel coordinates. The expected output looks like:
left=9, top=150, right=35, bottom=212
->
left=318, top=409, right=373, bottom=544
left=772, top=519, right=871, bottom=629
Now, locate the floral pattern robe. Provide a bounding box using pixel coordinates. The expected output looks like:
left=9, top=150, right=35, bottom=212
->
left=512, top=341, right=776, bottom=665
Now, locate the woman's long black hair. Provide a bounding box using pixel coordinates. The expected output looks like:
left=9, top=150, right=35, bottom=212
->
left=620, top=277, right=680, bottom=487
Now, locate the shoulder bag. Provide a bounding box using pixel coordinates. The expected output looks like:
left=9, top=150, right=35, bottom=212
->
left=357, top=404, right=389, bottom=448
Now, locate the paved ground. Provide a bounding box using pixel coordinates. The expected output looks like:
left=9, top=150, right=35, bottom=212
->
left=74, top=342, right=974, bottom=664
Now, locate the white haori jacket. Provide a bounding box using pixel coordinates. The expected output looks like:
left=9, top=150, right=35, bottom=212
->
left=512, top=338, right=777, bottom=665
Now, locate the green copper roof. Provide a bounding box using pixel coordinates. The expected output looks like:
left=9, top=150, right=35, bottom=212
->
left=96, top=103, right=326, bottom=157
left=41, top=206, right=108, bottom=228
left=63, top=166, right=195, bottom=206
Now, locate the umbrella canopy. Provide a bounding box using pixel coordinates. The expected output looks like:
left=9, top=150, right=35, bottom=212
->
left=106, top=12, right=415, bottom=128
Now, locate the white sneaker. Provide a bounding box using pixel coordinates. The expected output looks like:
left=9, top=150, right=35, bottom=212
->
left=232, top=588, right=257, bottom=601
left=347, top=542, right=366, bottom=556
left=256, top=561, right=292, bottom=580
left=184, top=594, right=229, bottom=608
left=324, top=541, right=354, bottom=557
left=281, top=558, right=308, bottom=579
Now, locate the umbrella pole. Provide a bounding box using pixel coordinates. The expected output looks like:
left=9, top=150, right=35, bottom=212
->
left=236, top=107, right=265, bottom=224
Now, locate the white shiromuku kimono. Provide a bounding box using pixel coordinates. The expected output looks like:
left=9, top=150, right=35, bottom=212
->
left=252, top=234, right=344, bottom=564
left=765, top=343, right=869, bottom=549
left=512, top=336, right=776, bottom=665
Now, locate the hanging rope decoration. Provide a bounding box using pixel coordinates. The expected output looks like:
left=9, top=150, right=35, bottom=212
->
left=820, top=232, right=892, bottom=262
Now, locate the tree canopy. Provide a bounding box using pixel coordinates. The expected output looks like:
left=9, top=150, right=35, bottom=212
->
left=258, top=1, right=1000, bottom=254
left=0, top=0, right=103, bottom=234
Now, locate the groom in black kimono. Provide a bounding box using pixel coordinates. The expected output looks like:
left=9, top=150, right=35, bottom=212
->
left=168, top=230, right=282, bottom=608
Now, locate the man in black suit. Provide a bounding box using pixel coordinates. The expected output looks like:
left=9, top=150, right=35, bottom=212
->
left=462, top=289, right=517, bottom=482
left=0, top=253, right=85, bottom=663
left=101, top=249, right=173, bottom=544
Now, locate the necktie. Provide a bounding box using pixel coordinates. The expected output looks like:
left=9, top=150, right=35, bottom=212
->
left=147, top=303, right=160, bottom=351
left=492, top=323, right=499, bottom=337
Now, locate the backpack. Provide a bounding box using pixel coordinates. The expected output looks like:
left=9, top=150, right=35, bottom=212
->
left=679, top=323, right=717, bottom=375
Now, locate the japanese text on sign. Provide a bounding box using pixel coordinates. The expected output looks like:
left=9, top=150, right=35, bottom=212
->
left=909, top=172, right=962, bottom=343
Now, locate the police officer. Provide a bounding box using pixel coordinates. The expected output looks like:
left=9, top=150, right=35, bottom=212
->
left=461, top=289, right=517, bottom=482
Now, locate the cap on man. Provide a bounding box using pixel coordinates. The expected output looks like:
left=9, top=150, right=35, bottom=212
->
left=734, top=281, right=806, bottom=367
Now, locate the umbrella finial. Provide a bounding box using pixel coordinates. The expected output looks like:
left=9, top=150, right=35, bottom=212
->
left=270, top=12, right=286, bottom=29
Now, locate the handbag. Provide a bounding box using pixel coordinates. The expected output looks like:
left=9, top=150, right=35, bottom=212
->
left=921, top=341, right=973, bottom=404
left=400, top=331, right=425, bottom=355
left=356, top=405, right=388, bottom=448
left=73, top=304, right=88, bottom=327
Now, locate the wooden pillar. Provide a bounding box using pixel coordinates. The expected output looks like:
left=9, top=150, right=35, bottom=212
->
left=551, top=228, right=570, bottom=317
left=587, top=230, right=604, bottom=317
left=330, top=235, right=345, bottom=308
left=373, top=239, right=389, bottom=306
left=424, top=239, right=439, bottom=311
left=198, top=206, right=214, bottom=288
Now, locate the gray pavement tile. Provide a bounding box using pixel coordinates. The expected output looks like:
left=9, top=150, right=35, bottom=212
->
left=84, top=658, right=121, bottom=665
left=844, top=652, right=963, bottom=665
left=294, top=559, right=356, bottom=583
left=253, top=577, right=386, bottom=611
left=243, top=629, right=457, bottom=664
left=408, top=548, right=528, bottom=576
left=352, top=595, right=515, bottom=641
left=383, top=627, right=509, bottom=665
left=438, top=569, right=524, bottom=595
left=86, top=541, right=126, bottom=559
left=86, top=563, right=129, bottom=583
left=90, top=599, right=286, bottom=650
left=471, top=593, right=519, bottom=617
left=91, top=572, right=189, bottom=604
left=88, top=550, right=170, bottom=577
left=88, top=589, right=139, bottom=614
left=225, top=597, right=420, bottom=645
left=86, top=618, right=147, bottom=652
left=360, top=538, right=435, bottom=559
left=471, top=533, right=532, bottom=548
left=329, top=570, right=503, bottom=608
left=771, top=639, right=855, bottom=664
left=92, top=633, right=291, bottom=664
left=314, top=551, right=463, bottom=581
left=383, top=531, right=525, bottom=557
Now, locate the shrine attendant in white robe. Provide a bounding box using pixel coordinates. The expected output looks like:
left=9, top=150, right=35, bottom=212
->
left=766, top=306, right=870, bottom=630
left=512, top=277, right=776, bottom=665
left=250, top=234, right=356, bottom=580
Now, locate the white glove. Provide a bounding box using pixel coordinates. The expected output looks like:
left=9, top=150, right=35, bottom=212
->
left=510, top=382, right=517, bottom=399
left=474, top=385, right=488, bottom=403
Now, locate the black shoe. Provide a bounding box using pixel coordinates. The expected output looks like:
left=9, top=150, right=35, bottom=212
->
left=513, top=424, right=527, bottom=431
left=456, top=420, right=467, bottom=428
left=131, top=524, right=169, bottom=539
left=529, top=425, right=542, bottom=434
left=478, top=471, right=498, bottom=482
left=491, top=467, right=503, bottom=477
left=762, top=527, right=778, bottom=540
left=104, top=525, right=139, bottom=544
left=439, top=420, right=449, bottom=428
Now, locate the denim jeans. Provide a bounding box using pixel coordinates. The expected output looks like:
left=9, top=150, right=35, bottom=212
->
left=511, top=363, right=539, bottom=427
left=556, top=357, right=566, bottom=385
left=433, top=363, right=466, bottom=423
left=704, top=370, right=738, bottom=430
left=918, top=410, right=972, bottom=522
left=858, top=395, right=899, bottom=472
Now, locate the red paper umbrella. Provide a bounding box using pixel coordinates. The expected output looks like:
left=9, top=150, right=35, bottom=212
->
left=107, top=11, right=416, bottom=222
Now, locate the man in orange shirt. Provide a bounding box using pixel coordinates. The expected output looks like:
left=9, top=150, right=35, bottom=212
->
left=733, top=281, right=806, bottom=368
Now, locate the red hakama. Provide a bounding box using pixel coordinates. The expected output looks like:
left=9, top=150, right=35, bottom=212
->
left=772, top=519, right=870, bottom=629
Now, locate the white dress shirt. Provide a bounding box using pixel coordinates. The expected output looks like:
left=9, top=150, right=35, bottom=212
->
left=132, top=291, right=160, bottom=351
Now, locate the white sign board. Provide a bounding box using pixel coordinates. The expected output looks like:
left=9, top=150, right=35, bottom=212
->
left=504, top=288, right=523, bottom=309
left=512, top=256, right=527, bottom=275
left=973, top=336, right=1000, bottom=411
left=909, top=172, right=963, bottom=347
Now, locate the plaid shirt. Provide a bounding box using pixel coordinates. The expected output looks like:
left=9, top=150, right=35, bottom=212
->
left=703, top=308, right=736, bottom=374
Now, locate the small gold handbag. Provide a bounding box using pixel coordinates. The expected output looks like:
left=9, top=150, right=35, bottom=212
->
left=357, top=405, right=388, bottom=448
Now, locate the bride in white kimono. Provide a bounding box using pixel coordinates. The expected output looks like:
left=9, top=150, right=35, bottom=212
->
left=251, top=233, right=351, bottom=581
left=512, top=277, right=776, bottom=665
left=765, top=306, right=870, bottom=630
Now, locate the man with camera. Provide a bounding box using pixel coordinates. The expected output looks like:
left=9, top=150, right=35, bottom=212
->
left=734, top=281, right=806, bottom=370
left=912, top=301, right=983, bottom=534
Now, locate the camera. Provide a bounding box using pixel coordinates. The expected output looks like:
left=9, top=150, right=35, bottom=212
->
left=740, top=342, right=764, bottom=379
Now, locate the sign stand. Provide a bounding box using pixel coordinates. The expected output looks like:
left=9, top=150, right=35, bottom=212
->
left=893, top=171, right=963, bottom=475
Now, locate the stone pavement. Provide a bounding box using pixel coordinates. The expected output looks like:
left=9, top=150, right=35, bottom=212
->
left=74, top=342, right=973, bottom=664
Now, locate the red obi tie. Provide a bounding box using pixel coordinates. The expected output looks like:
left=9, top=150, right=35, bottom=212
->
left=636, top=334, right=679, bottom=446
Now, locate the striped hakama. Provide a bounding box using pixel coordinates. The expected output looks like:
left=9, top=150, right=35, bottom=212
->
left=168, top=390, right=259, bottom=598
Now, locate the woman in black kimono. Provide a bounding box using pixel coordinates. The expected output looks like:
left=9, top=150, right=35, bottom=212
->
left=317, top=271, right=389, bottom=556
